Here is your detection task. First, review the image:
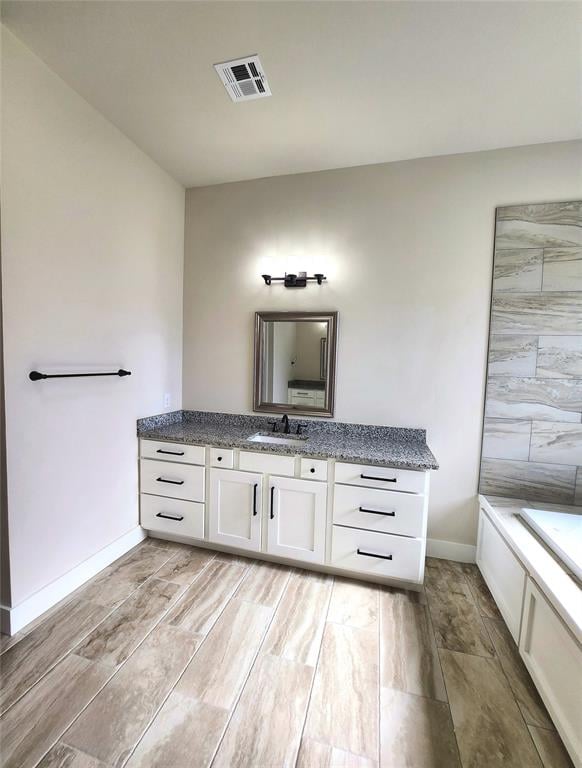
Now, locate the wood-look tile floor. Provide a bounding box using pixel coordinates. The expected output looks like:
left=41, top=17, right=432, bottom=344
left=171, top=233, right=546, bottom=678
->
left=0, top=541, right=575, bottom=768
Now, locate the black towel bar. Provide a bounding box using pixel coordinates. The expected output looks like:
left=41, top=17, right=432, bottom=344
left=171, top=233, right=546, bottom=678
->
left=29, top=369, right=131, bottom=381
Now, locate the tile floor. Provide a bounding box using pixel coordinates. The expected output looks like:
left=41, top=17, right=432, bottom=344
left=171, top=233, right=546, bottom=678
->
left=0, top=540, right=574, bottom=768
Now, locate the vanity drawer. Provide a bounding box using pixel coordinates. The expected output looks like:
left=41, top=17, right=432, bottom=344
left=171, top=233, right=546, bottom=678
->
left=300, top=458, right=328, bottom=482
left=288, top=389, right=316, bottom=406
left=210, top=447, right=234, bottom=469
left=333, top=484, right=426, bottom=538
left=331, top=525, right=424, bottom=583
left=140, top=494, right=204, bottom=539
left=140, top=440, right=205, bottom=466
left=335, top=462, right=427, bottom=495
left=239, top=451, right=295, bottom=477
left=140, top=459, right=205, bottom=502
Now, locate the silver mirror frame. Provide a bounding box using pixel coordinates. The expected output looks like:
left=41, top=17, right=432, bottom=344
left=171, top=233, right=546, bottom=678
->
left=253, top=311, right=338, bottom=418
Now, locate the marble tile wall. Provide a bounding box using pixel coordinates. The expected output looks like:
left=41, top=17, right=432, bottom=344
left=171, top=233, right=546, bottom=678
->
left=479, top=201, right=582, bottom=504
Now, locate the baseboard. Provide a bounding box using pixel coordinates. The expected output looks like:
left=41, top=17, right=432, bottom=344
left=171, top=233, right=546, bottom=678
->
left=427, top=538, right=476, bottom=563
left=0, top=526, right=146, bottom=636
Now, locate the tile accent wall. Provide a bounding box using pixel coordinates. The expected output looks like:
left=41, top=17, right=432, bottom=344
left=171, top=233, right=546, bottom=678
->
left=479, top=201, right=582, bottom=504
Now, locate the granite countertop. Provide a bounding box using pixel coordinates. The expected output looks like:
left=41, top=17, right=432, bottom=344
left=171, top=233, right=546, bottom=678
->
left=137, top=410, right=439, bottom=471
left=479, top=494, right=581, bottom=644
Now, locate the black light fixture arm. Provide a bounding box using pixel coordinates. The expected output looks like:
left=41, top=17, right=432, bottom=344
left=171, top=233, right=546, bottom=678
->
left=261, top=272, right=326, bottom=288
left=29, top=369, right=131, bottom=381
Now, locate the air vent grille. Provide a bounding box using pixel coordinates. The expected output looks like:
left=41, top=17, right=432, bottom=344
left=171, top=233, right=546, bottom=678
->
left=214, top=55, right=272, bottom=102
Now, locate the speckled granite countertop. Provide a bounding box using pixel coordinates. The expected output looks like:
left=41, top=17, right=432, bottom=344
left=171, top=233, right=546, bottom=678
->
left=137, top=410, right=439, bottom=471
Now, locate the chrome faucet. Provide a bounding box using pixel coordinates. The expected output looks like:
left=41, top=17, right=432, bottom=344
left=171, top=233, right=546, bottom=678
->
left=280, top=414, right=290, bottom=434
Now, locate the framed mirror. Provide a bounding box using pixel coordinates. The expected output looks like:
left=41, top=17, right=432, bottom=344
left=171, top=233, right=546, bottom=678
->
left=253, top=311, right=338, bottom=417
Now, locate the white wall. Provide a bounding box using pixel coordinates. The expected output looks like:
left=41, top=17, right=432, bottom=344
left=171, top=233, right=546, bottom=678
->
left=1, top=29, right=185, bottom=607
left=183, top=141, right=582, bottom=549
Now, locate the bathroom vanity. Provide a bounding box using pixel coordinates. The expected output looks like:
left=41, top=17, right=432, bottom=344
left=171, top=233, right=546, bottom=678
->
left=138, top=411, right=438, bottom=587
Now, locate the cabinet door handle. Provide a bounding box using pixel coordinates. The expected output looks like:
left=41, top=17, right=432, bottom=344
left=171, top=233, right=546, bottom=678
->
left=360, top=474, right=397, bottom=483
left=359, top=506, right=396, bottom=517
left=253, top=483, right=258, bottom=516
left=156, top=477, right=184, bottom=486
left=357, top=548, right=393, bottom=561
left=522, top=591, right=537, bottom=655
left=270, top=486, right=275, bottom=519
left=156, top=448, right=185, bottom=456
left=156, top=512, right=184, bottom=521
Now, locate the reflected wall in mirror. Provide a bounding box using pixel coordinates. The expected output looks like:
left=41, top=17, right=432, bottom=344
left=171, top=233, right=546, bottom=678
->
left=254, top=311, right=338, bottom=417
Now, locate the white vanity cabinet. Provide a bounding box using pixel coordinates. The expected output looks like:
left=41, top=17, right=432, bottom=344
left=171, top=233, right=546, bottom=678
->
left=287, top=387, right=325, bottom=408
left=331, top=461, right=428, bottom=583
left=208, top=469, right=262, bottom=552
left=139, top=439, right=431, bottom=586
left=267, top=476, right=326, bottom=563
left=139, top=440, right=206, bottom=539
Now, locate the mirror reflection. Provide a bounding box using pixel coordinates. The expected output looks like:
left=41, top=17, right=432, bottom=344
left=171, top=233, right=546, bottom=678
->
left=264, top=321, right=327, bottom=408
left=254, top=312, right=337, bottom=417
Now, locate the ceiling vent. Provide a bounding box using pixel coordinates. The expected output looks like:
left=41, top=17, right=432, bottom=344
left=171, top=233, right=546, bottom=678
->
left=214, top=55, right=272, bottom=102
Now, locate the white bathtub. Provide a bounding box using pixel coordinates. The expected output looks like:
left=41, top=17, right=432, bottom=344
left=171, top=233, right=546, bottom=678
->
left=520, top=507, right=582, bottom=582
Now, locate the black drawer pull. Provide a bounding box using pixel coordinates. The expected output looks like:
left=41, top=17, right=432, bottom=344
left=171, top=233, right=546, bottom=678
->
left=270, top=486, right=275, bottom=519
left=357, top=548, right=393, bottom=561
left=360, top=474, right=397, bottom=483
left=359, top=506, right=396, bottom=517
left=217, top=456, right=223, bottom=462
left=156, top=449, right=185, bottom=456
left=253, top=483, right=258, bottom=516
left=310, top=467, right=315, bottom=474
left=156, top=512, right=184, bottom=521
left=156, top=477, right=184, bottom=486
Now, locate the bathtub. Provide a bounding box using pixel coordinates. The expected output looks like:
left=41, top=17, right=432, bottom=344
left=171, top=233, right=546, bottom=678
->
left=520, top=507, right=582, bottom=583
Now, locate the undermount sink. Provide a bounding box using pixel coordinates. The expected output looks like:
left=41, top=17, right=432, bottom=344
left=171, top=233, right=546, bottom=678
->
left=247, top=432, right=308, bottom=446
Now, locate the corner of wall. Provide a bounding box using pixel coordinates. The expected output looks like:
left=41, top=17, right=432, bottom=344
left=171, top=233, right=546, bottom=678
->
left=0, top=210, right=11, bottom=609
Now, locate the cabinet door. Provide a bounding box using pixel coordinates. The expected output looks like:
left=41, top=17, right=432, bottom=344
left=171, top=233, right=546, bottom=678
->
left=267, top=476, right=326, bottom=564
left=520, top=578, right=582, bottom=767
left=476, top=509, right=526, bottom=642
left=209, top=468, right=262, bottom=552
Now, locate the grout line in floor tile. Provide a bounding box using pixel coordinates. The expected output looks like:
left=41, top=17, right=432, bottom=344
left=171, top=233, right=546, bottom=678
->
left=290, top=575, right=335, bottom=768
left=154, top=546, right=220, bottom=587
left=11, top=551, right=568, bottom=768
left=111, top=555, right=252, bottom=767
left=1, top=542, right=182, bottom=718
left=1, top=602, right=120, bottom=720
left=119, top=560, right=290, bottom=768
left=26, top=545, right=222, bottom=768
left=493, top=630, right=557, bottom=760
left=424, top=573, right=464, bottom=768
left=206, top=567, right=307, bottom=768
left=0, top=635, right=24, bottom=657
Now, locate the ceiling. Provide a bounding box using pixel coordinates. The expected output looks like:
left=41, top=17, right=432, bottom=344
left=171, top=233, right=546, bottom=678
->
left=3, top=1, right=581, bottom=188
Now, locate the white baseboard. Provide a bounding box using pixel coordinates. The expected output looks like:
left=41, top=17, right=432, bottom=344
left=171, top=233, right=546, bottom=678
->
left=0, top=526, right=146, bottom=636
left=427, top=538, right=476, bottom=563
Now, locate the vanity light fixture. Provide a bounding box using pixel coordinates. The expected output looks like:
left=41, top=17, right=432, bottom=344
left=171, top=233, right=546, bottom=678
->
left=261, top=272, right=326, bottom=288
